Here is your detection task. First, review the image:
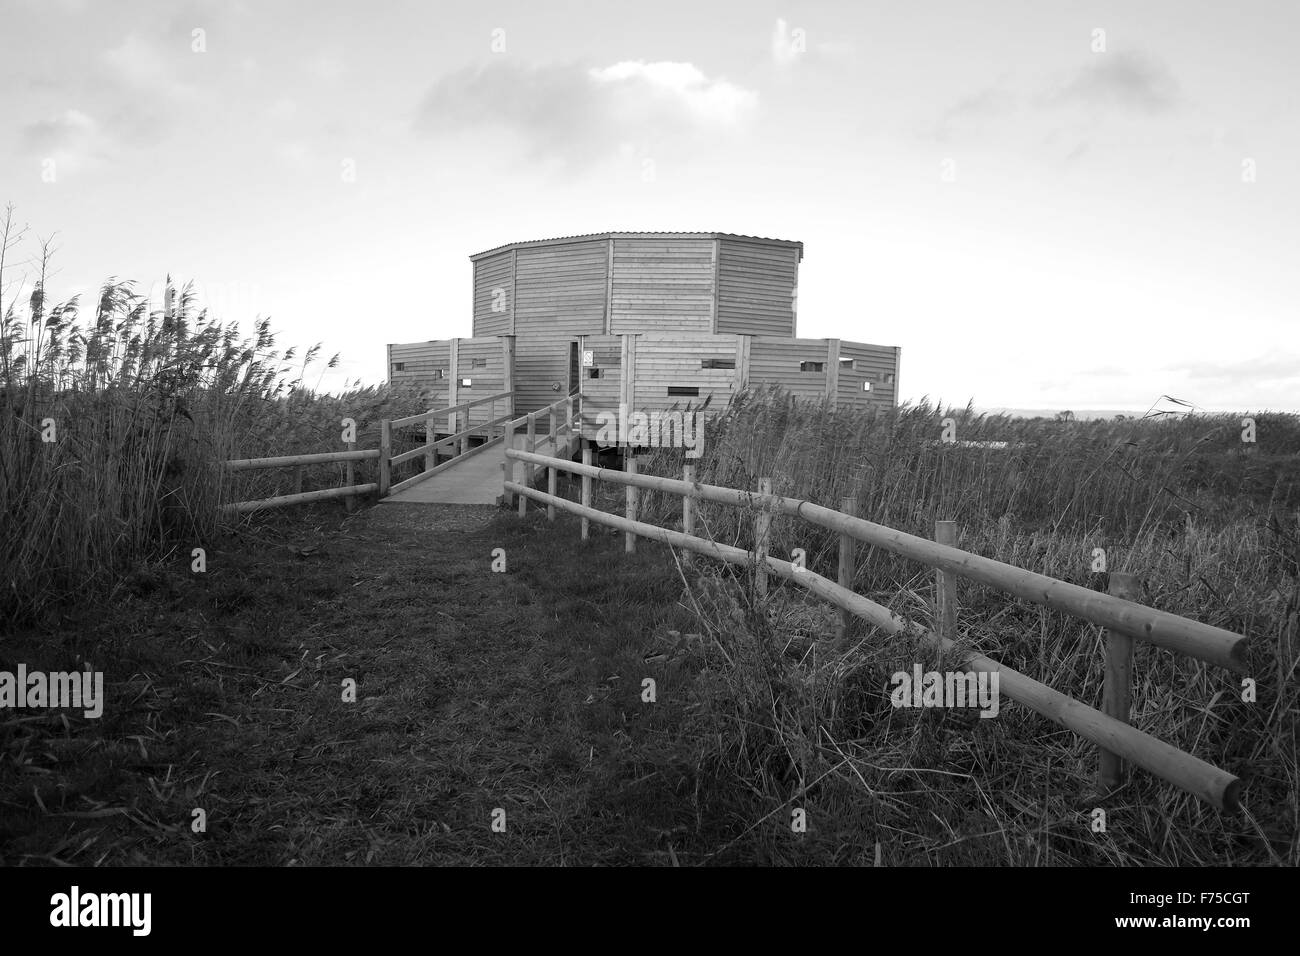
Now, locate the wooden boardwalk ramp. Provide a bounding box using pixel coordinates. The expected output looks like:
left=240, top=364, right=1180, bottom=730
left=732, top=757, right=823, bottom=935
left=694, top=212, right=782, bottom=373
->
left=218, top=392, right=583, bottom=511
left=382, top=433, right=577, bottom=506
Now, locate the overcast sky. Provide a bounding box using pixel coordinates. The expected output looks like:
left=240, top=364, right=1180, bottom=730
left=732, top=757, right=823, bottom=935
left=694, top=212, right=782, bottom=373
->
left=3, top=0, right=1296, bottom=411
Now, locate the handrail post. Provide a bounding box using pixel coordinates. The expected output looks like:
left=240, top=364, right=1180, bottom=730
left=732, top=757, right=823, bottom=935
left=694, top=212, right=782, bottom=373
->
left=571, top=394, right=580, bottom=452
left=549, top=406, right=558, bottom=454
left=1100, top=572, right=1141, bottom=793
left=580, top=444, right=592, bottom=540
left=625, top=455, right=638, bottom=553
left=682, top=463, right=696, bottom=567
left=378, top=420, right=391, bottom=498
left=935, top=519, right=958, bottom=664
left=755, top=478, right=772, bottom=599
left=837, top=496, right=857, bottom=640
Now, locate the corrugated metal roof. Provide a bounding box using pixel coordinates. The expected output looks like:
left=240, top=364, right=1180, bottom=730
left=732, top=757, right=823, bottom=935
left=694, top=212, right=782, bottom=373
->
left=469, top=232, right=803, bottom=261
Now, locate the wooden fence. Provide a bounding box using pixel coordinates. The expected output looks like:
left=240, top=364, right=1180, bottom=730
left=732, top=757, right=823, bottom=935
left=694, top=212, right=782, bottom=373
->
left=220, top=390, right=515, bottom=513
left=220, top=448, right=380, bottom=514
left=504, top=447, right=1249, bottom=812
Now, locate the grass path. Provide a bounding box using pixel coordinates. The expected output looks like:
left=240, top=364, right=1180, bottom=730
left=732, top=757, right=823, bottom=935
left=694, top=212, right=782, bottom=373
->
left=6, top=496, right=1281, bottom=867
left=2, top=500, right=755, bottom=866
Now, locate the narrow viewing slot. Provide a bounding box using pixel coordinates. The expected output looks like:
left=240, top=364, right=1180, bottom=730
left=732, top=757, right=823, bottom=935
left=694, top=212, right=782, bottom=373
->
left=800, top=361, right=825, bottom=373
left=701, top=359, right=735, bottom=369
left=667, top=386, right=700, bottom=397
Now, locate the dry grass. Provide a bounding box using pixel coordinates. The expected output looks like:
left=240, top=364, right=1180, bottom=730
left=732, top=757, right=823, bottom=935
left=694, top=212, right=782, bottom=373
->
left=0, top=208, right=436, bottom=626
left=623, top=389, right=1299, bottom=864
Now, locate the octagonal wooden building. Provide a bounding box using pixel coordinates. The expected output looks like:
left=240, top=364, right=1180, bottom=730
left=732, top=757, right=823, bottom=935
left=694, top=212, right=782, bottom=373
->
left=388, top=232, right=900, bottom=442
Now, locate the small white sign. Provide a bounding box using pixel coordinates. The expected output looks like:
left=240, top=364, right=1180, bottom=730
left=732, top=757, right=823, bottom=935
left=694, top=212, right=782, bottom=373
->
left=582, top=349, right=595, bottom=367
left=461, top=378, right=472, bottom=387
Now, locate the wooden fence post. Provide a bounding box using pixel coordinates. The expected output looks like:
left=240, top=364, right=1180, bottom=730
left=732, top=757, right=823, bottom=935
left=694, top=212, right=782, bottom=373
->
left=935, top=520, right=958, bottom=663
left=503, top=422, right=515, bottom=509
left=755, top=478, right=772, bottom=599
left=682, top=463, right=696, bottom=567
left=1100, top=572, right=1141, bottom=792
left=425, top=413, right=436, bottom=473
left=344, top=441, right=357, bottom=513
left=294, top=464, right=304, bottom=495
left=378, top=420, right=391, bottom=498
left=516, top=427, right=528, bottom=517
left=581, top=444, right=592, bottom=540
left=547, top=458, right=557, bottom=521
left=549, top=407, right=557, bottom=453
left=526, top=412, right=537, bottom=488
left=625, top=456, right=638, bottom=553
left=837, top=496, right=857, bottom=640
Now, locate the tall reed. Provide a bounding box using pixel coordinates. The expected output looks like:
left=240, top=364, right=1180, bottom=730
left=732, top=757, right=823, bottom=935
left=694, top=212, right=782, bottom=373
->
left=0, top=212, right=430, bottom=625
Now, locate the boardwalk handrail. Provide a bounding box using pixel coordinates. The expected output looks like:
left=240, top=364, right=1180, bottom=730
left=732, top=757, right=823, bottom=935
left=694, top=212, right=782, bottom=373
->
left=390, top=390, right=512, bottom=429
left=379, top=390, right=517, bottom=497
left=504, top=446, right=1249, bottom=811
left=389, top=412, right=516, bottom=467
left=504, top=393, right=579, bottom=433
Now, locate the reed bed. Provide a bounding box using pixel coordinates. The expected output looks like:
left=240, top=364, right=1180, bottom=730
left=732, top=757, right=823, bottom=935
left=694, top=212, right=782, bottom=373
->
left=632, top=387, right=1299, bottom=864
left=0, top=215, right=432, bottom=626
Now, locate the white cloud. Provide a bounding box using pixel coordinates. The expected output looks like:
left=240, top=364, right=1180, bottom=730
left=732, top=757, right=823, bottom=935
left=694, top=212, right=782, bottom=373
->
left=102, top=33, right=173, bottom=89
left=588, top=61, right=757, bottom=127
left=416, top=59, right=759, bottom=170
left=21, top=109, right=104, bottom=173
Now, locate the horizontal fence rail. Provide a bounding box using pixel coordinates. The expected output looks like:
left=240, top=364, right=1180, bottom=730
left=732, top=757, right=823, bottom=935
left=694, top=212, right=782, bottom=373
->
left=505, top=447, right=1249, bottom=812
left=225, top=449, right=380, bottom=471
left=222, top=482, right=379, bottom=515
left=219, top=447, right=379, bottom=514
left=507, top=450, right=1247, bottom=673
